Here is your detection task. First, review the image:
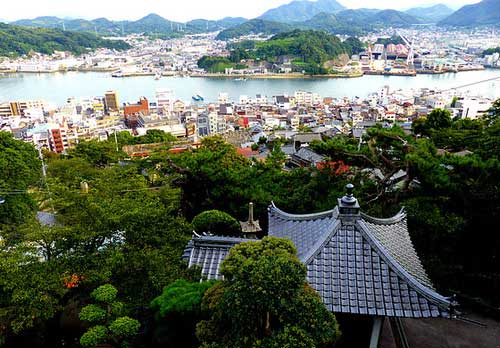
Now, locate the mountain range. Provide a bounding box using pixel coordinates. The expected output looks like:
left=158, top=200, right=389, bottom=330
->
left=439, top=0, right=500, bottom=26
left=11, top=14, right=248, bottom=37
left=7, top=0, right=500, bottom=41
left=405, top=4, right=454, bottom=23
left=258, top=0, right=345, bottom=22
left=216, top=9, right=424, bottom=40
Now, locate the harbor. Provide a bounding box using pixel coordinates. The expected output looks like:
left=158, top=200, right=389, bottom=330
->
left=1, top=69, right=500, bottom=105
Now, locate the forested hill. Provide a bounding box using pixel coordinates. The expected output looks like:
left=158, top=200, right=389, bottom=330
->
left=0, top=23, right=131, bottom=57
left=439, top=0, right=500, bottom=26
left=203, top=30, right=364, bottom=75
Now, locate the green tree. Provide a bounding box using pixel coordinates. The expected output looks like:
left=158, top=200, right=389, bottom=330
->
left=69, top=140, right=126, bottom=167
left=0, top=132, right=41, bottom=227
left=79, top=284, right=140, bottom=348
left=196, top=237, right=340, bottom=348
left=192, top=210, right=241, bottom=237
left=150, top=279, right=216, bottom=348
left=426, top=108, right=452, bottom=130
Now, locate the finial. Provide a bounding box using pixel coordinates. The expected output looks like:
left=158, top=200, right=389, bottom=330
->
left=341, top=183, right=357, bottom=206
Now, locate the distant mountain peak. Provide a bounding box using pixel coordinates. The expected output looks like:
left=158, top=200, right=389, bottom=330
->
left=258, top=0, right=345, bottom=23
left=439, top=0, right=500, bottom=26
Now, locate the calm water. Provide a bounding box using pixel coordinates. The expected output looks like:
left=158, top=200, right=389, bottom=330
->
left=1, top=69, right=500, bottom=105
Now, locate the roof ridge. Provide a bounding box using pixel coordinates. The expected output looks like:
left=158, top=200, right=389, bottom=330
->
left=192, top=235, right=254, bottom=246
left=360, top=208, right=407, bottom=225
left=269, top=202, right=339, bottom=221
left=355, top=220, right=451, bottom=311
left=302, top=220, right=342, bottom=264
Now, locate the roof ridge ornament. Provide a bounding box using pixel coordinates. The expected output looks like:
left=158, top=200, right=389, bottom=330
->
left=338, top=183, right=360, bottom=218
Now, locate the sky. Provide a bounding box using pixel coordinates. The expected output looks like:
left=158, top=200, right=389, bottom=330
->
left=0, top=0, right=481, bottom=22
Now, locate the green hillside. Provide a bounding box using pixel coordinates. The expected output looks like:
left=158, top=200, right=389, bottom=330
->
left=0, top=23, right=130, bottom=57
left=258, top=0, right=345, bottom=22
left=206, top=30, right=364, bottom=75
left=215, top=19, right=293, bottom=41
left=439, top=0, right=500, bottom=26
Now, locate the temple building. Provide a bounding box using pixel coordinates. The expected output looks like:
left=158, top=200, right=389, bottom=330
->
left=183, top=185, right=456, bottom=346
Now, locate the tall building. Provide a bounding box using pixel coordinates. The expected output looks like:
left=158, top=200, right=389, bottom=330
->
left=155, top=89, right=174, bottom=115
left=105, top=91, right=119, bottom=113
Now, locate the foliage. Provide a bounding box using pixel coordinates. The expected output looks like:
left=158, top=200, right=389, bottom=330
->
left=483, top=46, right=500, bottom=57
left=150, top=279, right=216, bottom=348
left=116, top=130, right=177, bottom=146
left=80, top=325, right=108, bottom=348
left=0, top=23, right=130, bottom=57
left=151, top=279, right=215, bottom=317
left=196, top=237, right=340, bottom=348
left=215, top=19, right=293, bottom=41
left=192, top=210, right=242, bottom=237
left=91, top=284, right=119, bottom=303
left=197, top=56, right=235, bottom=73
left=225, top=30, right=360, bottom=75
left=68, top=139, right=126, bottom=167
left=108, top=316, right=141, bottom=339
left=79, top=284, right=140, bottom=348
left=0, top=132, right=41, bottom=227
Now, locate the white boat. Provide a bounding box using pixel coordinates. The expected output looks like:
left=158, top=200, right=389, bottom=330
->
left=154, top=72, right=162, bottom=80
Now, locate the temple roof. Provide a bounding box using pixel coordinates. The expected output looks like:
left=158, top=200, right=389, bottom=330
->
left=184, top=190, right=454, bottom=318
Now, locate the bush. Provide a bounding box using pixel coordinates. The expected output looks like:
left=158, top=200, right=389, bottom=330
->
left=80, top=325, right=108, bottom=348
left=109, top=317, right=141, bottom=338
left=91, top=284, right=118, bottom=303
left=192, top=210, right=241, bottom=237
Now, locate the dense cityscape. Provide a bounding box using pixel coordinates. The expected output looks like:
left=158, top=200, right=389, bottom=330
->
left=1, top=0, right=500, bottom=347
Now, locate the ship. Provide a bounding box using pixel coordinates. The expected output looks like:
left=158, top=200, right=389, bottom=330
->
left=192, top=94, right=204, bottom=102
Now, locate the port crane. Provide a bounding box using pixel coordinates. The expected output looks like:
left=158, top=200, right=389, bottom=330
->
left=396, top=31, right=415, bottom=69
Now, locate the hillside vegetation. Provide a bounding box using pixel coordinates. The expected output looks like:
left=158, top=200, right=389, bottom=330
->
left=205, top=30, right=363, bottom=75
left=216, top=9, right=422, bottom=40
left=0, top=23, right=130, bottom=57
left=439, top=0, right=500, bottom=26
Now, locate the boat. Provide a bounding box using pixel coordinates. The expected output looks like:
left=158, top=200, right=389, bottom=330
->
left=154, top=72, right=162, bottom=80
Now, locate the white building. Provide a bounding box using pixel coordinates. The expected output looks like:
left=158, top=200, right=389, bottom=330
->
left=155, top=89, right=175, bottom=114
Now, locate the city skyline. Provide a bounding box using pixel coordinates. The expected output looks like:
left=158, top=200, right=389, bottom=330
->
left=1, top=0, right=480, bottom=22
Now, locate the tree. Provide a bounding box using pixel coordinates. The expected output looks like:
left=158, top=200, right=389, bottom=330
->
left=150, top=279, right=216, bottom=348
left=0, top=132, right=41, bottom=227
left=192, top=210, right=241, bottom=237
left=79, top=284, right=140, bottom=348
left=426, top=108, right=452, bottom=130
left=69, top=140, right=125, bottom=167
left=196, top=237, right=340, bottom=348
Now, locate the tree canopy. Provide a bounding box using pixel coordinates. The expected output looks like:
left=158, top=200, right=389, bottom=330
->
left=196, top=237, right=340, bottom=348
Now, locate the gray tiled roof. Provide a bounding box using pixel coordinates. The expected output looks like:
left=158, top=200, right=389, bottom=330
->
left=361, top=211, right=433, bottom=289
left=305, top=221, right=449, bottom=317
left=185, top=235, right=256, bottom=280
left=268, top=203, right=338, bottom=258
left=184, top=205, right=453, bottom=318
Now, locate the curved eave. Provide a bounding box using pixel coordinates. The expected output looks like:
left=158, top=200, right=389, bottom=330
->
left=269, top=202, right=339, bottom=221
left=356, top=220, right=452, bottom=312
left=360, top=208, right=407, bottom=225
left=192, top=235, right=255, bottom=247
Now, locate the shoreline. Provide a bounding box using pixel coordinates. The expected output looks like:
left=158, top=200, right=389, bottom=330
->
left=0, top=67, right=489, bottom=79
